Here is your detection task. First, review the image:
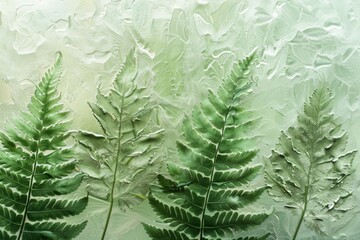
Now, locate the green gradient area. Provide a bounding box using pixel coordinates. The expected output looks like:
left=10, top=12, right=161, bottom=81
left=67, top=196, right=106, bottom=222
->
left=0, top=0, right=360, bottom=239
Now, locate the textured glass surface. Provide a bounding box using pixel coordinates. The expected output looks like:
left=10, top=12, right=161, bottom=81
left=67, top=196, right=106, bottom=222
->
left=0, top=1, right=360, bottom=239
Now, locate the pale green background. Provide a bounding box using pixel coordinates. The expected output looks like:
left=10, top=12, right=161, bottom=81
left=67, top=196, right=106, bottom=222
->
left=1, top=0, right=360, bottom=239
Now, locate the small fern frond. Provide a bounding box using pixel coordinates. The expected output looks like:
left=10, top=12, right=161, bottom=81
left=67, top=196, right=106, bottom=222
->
left=143, top=53, right=270, bottom=240
left=265, top=85, right=356, bottom=239
left=0, top=53, right=88, bottom=240
left=75, top=49, right=164, bottom=239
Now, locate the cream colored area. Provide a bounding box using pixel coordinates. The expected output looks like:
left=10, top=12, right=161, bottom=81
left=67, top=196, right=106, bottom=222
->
left=0, top=0, right=360, bottom=239
left=0, top=80, right=13, bottom=104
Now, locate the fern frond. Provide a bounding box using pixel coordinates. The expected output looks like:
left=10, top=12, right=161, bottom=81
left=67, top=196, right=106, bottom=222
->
left=75, top=49, right=164, bottom=239
left=143, top=53, right=270, bottom=240
left=0, top=53, right=88, bottom=239
left=265, top=85, right=356, bottom=239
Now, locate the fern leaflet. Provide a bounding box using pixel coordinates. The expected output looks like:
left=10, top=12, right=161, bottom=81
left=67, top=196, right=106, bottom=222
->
left=75, top=49, right=164, bottom=240
left=265, top=86, right=356, bottom=239
left=0, top=53, right=88, bottom=240
left=143, top=53, right=270, bottom=240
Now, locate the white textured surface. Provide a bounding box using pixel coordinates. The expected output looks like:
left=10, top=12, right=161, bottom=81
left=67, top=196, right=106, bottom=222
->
left=1, top=0, right=360, bottom=239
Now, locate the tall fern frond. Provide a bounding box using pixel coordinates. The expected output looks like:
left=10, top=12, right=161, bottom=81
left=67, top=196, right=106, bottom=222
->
left=75, top=49, right=164, bottom=240
left=143, top=53, right=270, bottom=240
left=265, top=86, right=356, bottom=240
left=0, top=53, right=88, bottom=240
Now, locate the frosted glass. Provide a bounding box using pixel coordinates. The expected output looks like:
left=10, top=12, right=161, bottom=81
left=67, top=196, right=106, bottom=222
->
left=0, top=0, right=359, bottom=239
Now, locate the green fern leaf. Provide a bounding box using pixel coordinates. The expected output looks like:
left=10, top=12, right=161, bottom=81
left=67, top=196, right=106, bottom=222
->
left=143, top=53, right=270, bottom=240
left=265, top=85, right=357, bottom=239
left=0, top=53, right=88, bottom=240
left=75, top=49, right=164, bottom=239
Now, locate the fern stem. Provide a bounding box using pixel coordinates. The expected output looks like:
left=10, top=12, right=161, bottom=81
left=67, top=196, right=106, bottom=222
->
left=17, top=150, right=40, bottom=240
left=100, top=89, right=125, bottom=240
left=292, top=115, right=319, bottom=240
left=101, top=182, right=115, bottom=240
left=292, top=156, right=313, bottom=240
left=199, top=62, right=252, bottom=239
left=292, top=185, right=308, bottom=240
left=17, top=79, right=51, bottom=240
left=199, top=93, right=239, bottom=239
